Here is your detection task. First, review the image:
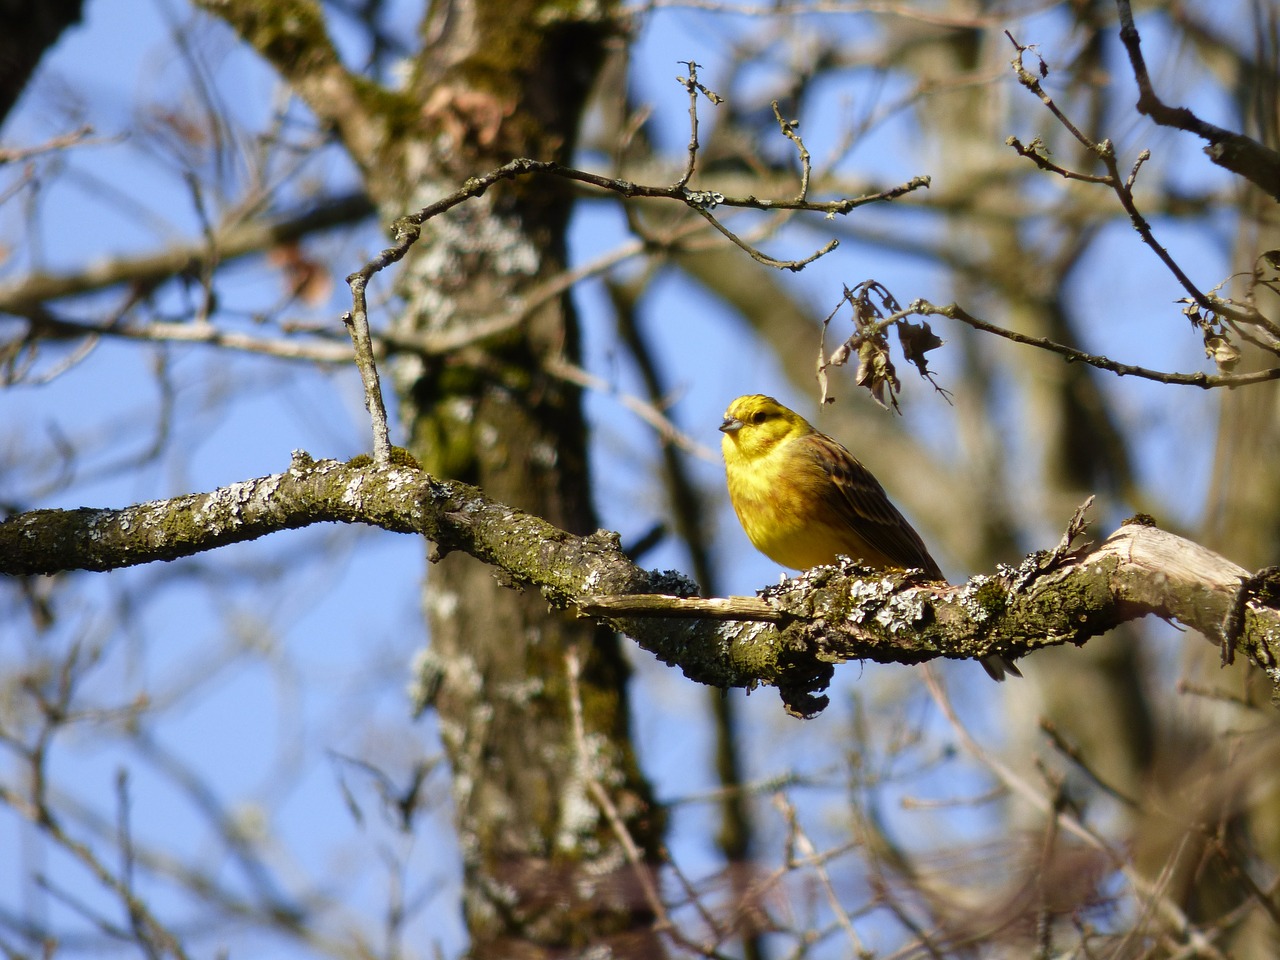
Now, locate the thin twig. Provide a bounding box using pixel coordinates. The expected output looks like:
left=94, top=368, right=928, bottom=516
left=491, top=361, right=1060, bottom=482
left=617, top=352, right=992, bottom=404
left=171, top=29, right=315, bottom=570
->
left=575, top=594, right=780, bottom=621
left=675, top=61, right=723, bottom=190
left=0, top=772, right=192, bottom=960
left=772, top=101, right=811, bottom=201
left=1005, top=135, right=1111, bottom=184
left=923, top=671, right=1230, bottom=960
left=913, top=299, right=1280, bottom=388
left=774, top=794, right=872, bottom=957
left=0, top=125, right=104, bottom=165
left=1004, top=31, right=1280, bottom=340
left=1114, top=0, right=1280, bottom=201
left=337, top=148, right=923, bottom=457
left=342, top=271, right=394, bottom=464
left=543, top=358, right=716, bottom=461
left=1039, top=719, right=1138, bottom=809
left=564, top=646, right=665, bottom=920
left=0, top=191, right=373, bottom=314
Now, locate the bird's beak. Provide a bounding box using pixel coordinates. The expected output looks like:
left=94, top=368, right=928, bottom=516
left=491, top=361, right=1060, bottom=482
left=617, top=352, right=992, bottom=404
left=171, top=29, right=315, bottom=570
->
left=719, top=415, right=743, bottom=434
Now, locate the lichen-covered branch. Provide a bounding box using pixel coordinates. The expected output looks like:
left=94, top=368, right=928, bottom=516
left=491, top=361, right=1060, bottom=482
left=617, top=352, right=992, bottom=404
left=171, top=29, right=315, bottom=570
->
left=4, top=457, right=1278, bottom=717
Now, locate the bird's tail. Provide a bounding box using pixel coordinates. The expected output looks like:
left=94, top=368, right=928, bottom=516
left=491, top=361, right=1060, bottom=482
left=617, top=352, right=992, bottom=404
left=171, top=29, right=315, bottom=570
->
left=980, top=655, right=1023, bottom=682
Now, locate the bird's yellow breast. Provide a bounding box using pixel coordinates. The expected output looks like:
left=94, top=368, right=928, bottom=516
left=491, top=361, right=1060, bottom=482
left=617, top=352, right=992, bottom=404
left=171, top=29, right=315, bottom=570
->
left=723, top=432, right=873, bottom=570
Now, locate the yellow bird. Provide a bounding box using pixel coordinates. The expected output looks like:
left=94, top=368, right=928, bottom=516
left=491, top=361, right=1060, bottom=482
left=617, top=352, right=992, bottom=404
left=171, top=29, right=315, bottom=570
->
left=719, top=394, right=1019, bottom=681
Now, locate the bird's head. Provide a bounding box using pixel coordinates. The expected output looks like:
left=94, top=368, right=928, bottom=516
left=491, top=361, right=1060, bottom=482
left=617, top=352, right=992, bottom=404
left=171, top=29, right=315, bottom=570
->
left=719, top=394, right=813, bottom=460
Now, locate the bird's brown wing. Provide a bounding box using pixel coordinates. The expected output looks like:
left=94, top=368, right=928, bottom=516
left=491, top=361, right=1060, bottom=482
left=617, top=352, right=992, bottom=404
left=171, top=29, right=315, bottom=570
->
left=799, top=432, right=945, bottom=580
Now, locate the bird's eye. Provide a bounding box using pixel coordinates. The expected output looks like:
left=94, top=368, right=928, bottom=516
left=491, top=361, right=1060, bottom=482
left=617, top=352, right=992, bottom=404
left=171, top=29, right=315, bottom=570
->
left=750, top=410, right=767, bottom=424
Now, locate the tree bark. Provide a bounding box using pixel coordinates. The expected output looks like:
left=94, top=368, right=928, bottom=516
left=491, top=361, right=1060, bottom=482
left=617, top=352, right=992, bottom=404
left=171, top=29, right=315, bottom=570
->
left=389, top=3, right=667, bottom=951
left=6, top=458, right=1279, bottom=720
left=193, top=0, right=663, bottom=954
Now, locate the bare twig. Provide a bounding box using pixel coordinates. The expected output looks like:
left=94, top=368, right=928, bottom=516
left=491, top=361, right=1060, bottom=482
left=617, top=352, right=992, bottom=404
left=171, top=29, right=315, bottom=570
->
left=0, top=192, right=374, bottom=315
left=341, top=288, right=393, bottom=464
left=774, top=794, right=871, bottom=957
left=576, top=594, right=780, bottom=621
left=923, top=672, right=1230, bottom=960
left=1005, top=135, right=1111, bottom=184
left=566, top=644, right=742, bottom=959
left=0, top=125, right=105, bottom=165
left=394, top=157, right=922, bottom=224
left=7, top=312, right=353, bottom=364
left=675, top=60, right=724, bottom=189
left=563, top=643, right=671, bottom=931
left=1004, top=31, right=1280, bottom=343
left=544, top=357, right=716, bottom=461
left=772, top=101, right=811, bottom=201
left=1114, top=0, right=1280, bottom=201
left=690, top=203, right=840, bottom=271
left=912, top=299, right=1280, bottom=388
left=6, top=309, right=716, bottom=465
left=645, top=0, right=1010, bottom=27
left=1039, top=719, right=1139, bottom=809
left=0, top=761, right=192, bottom=960
left=337, top=135, right=923, bottom=456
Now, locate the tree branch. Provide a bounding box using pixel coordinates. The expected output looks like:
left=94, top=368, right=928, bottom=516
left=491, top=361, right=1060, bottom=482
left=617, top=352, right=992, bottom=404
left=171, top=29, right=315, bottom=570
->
left=4, top=458, right=1277, bottom=718
left=913, top=299, right=1280, bottom=388
left=1115, top=0, right=1280, bottom=202
left=0, top=191, right=373, bottom=316
left=1004, top=31, right=1278, bottom=341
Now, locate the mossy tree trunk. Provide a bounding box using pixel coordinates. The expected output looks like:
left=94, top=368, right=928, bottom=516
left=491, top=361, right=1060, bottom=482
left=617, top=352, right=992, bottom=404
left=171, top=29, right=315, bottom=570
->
left=199, top=0, right=664, bottom=955
left=391, top=3, right=665, bottom=957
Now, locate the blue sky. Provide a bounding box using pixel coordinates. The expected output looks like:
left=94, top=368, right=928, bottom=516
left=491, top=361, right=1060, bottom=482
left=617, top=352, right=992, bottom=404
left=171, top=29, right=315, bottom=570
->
left=0, top=0, right=1244, bottom=956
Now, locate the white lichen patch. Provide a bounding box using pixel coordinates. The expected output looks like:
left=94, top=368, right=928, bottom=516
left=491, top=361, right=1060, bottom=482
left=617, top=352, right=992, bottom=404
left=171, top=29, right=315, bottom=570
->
left=581, top=732, right=624, bottom=788
left=555, top=730, right=622, bottom=855
left=482, top=220, right=539, bottom=277
left=555, top=779, right=600, bottom=855
left=1000, top=555, right=1044, bottom=591
left=844, top=577, right=893, bottom=624
left=496, top=677, right=544, bottom=705
left=580, top=566, right=605, bottom=593
left=382, top=467, right=417, bottom=492
left=426, top=588, right=459, bottom=620
left=530, top=440, right=557, bottom=469
left=873, top=592, right=927, bottom=634
left=340, top=472, right=368, bottom=506
left=958, top=575, right=998, bottom=624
